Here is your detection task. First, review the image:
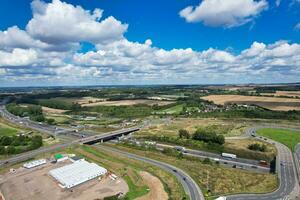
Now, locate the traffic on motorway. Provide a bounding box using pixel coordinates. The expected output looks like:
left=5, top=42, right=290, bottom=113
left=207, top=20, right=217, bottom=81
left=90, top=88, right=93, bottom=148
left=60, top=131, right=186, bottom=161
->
left=0, top=99, right=299, bottom=200
left=156, top=143, right=271, bottom=173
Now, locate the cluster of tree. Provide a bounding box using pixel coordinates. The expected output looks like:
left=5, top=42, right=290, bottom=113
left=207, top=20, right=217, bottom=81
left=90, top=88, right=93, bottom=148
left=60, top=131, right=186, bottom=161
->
left=178, top=129, right=190, bottom=139
left=6, top=103, right=45, bottom=122
left=255, top=86, right=300, bottom=93
left=177, top=128, right=225, bottom=145
left=87, top=105, right=154, bottom=119
left=192, top=128, right=225, bottom=145
left=193, top=109, right=300, bottom=120
left=0, top=135, right=43, bottom=155
left=37, top=99, right=81, bottom=111
left=248, top=143, right=267, bottom=152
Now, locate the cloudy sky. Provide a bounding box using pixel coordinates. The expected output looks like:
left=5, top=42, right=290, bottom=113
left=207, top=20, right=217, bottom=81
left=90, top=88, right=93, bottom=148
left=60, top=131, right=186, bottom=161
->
left=0, top=0, right=300, bottom=86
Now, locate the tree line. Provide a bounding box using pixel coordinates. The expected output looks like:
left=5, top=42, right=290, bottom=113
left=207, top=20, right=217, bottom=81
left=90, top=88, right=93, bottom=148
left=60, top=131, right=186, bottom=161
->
left=0, top=135, right=43, bottom=155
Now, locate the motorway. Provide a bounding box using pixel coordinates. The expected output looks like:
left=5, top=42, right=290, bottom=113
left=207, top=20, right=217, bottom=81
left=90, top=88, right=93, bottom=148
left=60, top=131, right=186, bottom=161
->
left=156, top=143, right=270, bottom=173
left=94, top=144, right=205, bottom=200
left=0, top=101, right=205, bottom=200
left=227, top=127, right=300, bottom=200
left=295, top=144, right=300, bottom=185
left=0, top=103, right=205, bottom=200
left=0, top=100, right=299, bottom=200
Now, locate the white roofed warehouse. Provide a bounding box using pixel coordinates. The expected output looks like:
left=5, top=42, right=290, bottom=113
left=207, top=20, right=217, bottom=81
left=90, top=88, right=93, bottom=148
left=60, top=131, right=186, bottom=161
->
left=49, top=160, right=107, bottom=188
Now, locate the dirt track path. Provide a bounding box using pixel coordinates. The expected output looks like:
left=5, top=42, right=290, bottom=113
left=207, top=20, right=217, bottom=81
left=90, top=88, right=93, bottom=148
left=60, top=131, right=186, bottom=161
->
left=136, top=171, right=168, bottom=200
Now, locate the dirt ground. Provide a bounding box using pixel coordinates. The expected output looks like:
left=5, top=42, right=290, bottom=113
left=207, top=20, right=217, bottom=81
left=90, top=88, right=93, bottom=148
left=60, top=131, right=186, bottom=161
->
left=0, top=161, right=128, bottom=200
left=136, top=171, right=168, bottom=200
left=42, top=106, right=68, bottom=114
left=75, top=97, right=107, bottom=105
left=81, top=99, right=174, bottom=107
left=201, top=95, right=300, bottom=111
left=138, top=118, right=247, bottom=137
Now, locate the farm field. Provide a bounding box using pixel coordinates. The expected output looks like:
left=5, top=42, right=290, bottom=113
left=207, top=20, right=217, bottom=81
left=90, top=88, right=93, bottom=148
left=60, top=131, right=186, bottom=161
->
left=261, top=91, right=300, bottom=98
left=107, top=143, right=278, bottom=197
left=201, top=95, right=300, bottom=111
left=81, top=99, right=174, bottom=107
left=155, top=104, right=184, bottom=114
left=257, top=128, right=300, bottom=151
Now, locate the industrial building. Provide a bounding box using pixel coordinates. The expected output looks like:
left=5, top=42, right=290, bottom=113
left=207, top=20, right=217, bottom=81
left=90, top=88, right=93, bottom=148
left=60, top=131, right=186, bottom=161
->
left=49, top=160, right=107, bottom=188
left=23, top=159, right=46, bottom=169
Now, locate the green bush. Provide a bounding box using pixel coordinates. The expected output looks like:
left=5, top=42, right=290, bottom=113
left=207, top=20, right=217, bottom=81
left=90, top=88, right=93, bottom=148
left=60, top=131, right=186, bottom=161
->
left=193, top=128, right=225, bottom=145
left=178, top=129, right=190, bottom=139
left=248, top=143, right=267, bottom=152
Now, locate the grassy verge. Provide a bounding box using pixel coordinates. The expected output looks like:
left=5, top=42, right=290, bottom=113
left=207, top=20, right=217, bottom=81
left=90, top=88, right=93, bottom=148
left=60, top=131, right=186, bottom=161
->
left=0, top=118, right=22, bottom=136
left=257, top=128, right=300, bottom=151
left=106, top=143, right=278, bottom=198
left=123, top=175, right=149, bottom=199
left=72, top=145, right=187, bottom=199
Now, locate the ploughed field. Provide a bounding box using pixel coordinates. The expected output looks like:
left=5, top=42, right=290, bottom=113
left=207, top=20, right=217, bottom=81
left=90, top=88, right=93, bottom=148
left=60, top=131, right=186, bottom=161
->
left=261, top=91, right=300, bottom=98
left=201, top=95, right=300, bottom=111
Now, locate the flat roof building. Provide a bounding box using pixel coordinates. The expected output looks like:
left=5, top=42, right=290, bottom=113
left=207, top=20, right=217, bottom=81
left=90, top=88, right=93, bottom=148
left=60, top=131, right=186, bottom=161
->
left=49, top=160, right=107, bottom=188
left=23, top=159, right=46, bottom=169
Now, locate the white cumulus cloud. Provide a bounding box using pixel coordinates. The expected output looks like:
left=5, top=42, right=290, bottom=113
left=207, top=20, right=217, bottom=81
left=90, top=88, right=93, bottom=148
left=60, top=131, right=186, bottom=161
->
left=179, top=0, right=268, bottom=28
left=26, top=0, right=128, bottom=44
left=0, top=48, right=38, bottom=67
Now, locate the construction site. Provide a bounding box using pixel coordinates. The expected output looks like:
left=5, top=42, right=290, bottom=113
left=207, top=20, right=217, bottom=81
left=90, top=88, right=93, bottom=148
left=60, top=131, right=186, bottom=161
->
left=0, top=154, right=128, bottom=200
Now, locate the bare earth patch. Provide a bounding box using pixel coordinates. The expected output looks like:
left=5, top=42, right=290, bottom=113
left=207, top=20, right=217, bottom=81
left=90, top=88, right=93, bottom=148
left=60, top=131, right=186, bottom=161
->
left=75, top=97, right=107, bottom=105
left=42, top=106, right=68, bottom=114
left=0, top=161, right=128, bottom=200
left=201, top=95, right=300, bottom=111
left=136, top=171, right=168, bottom=200
left=81, top=99, right=174, bottom=107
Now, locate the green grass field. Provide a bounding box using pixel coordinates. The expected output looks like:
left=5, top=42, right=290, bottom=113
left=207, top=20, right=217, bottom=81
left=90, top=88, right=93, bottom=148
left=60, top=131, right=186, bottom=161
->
left=257, top=128, right=300, bottom=151
left=156, top=104, right=184, bottom=114
left=0, top=121, right=19, bottom=136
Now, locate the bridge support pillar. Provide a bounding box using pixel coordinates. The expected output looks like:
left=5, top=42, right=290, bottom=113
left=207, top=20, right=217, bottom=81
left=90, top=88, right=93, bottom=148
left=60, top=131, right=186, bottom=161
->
left=101, top=139, right=103, bottom=143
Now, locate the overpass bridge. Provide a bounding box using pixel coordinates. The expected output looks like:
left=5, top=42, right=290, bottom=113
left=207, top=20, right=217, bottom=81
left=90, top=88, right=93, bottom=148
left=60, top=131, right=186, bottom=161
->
left=80, top=127, right=140, bottom=144
left=0, top=127, right=140, bottom=167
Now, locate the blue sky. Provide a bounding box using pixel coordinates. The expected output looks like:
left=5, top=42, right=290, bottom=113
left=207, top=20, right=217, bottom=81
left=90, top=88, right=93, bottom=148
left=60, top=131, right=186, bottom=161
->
left=0, top=0, right=300, bottom=86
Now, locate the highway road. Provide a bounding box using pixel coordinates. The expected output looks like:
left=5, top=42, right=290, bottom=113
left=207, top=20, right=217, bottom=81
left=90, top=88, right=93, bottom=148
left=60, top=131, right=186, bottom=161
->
left=0, top=126, right=140, bottom=166
left=94, top=144, right=205, bottom=200
left=226, top=127, right=300, bottom=200
left=295, top=144, right=300, bottom=185
left=156, top=143, right=270, bottom=173
left=0, top=99, right=299, bottom=200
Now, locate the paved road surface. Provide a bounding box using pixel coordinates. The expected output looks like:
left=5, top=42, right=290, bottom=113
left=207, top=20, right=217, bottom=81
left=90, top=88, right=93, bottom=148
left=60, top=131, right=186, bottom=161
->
left=0, top=104, right=206, bottom=200
left=156, top=143, right=270, bottom=173
left=227, top=127, right=300, bottom=200
left=1, top=100, right=299, bottom=200
left=94, top=144, right=205, bottom=200
left=295, top=144, right=300, bottom=185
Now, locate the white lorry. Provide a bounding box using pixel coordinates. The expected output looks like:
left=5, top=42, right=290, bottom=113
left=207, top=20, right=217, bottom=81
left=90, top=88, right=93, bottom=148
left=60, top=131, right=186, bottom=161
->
left=221, top=153, right=237, bottom=159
